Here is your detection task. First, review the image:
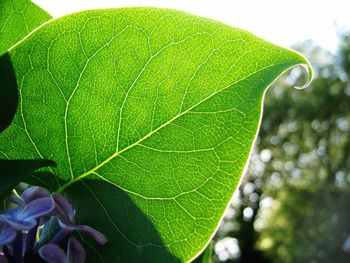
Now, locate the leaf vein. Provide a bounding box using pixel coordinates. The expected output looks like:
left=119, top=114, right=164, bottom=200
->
left=58, top=61, right=293, bottom=192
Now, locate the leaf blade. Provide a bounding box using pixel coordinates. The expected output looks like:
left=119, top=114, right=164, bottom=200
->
left=0, top=0, right=52, bottom=56
left=0, top=8, right=311, bottom=262
left=0, top=0, right=51, bottom=132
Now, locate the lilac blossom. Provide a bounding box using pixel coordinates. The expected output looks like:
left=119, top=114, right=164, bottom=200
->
left=51, top=193, right=107, bottom=246
left=0, top=222, right=16, bottom=246
left=0, top=186, right=107, bottom=263
left=0, top=197, right=55, bottom=231
left=39, top=237, right=86, bottom=263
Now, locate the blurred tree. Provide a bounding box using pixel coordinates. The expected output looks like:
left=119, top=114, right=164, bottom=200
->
left=213, top=33, right=350, bottom=263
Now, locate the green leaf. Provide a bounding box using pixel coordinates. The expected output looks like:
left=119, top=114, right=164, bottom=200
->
left=0, top=0, right=51, bottom=131
left=0, top=0, right=52, bottom=56
left=0, top=159, right=55, bottom=203
left=192, top=241, right=213, bottom=263
left=0, top=8, right=312, bottom=262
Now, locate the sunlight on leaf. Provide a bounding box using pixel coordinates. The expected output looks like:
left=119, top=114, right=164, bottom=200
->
left=0, top=8, right=311, bottom=262
left=0, top=0, right=52, bottom=56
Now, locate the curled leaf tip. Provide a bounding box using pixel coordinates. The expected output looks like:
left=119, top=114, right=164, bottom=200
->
left=294, top=62, right=313, bottom=90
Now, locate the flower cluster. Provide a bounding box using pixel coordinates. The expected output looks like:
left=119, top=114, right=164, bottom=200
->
left=0, top=186, right=107, bottom=263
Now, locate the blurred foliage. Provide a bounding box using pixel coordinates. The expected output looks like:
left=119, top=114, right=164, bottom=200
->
left=212, top=33, right=350, bottom=263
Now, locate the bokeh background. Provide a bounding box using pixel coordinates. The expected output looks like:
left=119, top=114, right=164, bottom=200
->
left=33, top=1, right=350, bottom=262
left=212, top=35, right=350, bottom=262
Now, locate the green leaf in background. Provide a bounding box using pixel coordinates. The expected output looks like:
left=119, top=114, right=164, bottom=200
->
left=0, top=8, right=311, bottom=262
left=0, top=0, right=52, bottom=56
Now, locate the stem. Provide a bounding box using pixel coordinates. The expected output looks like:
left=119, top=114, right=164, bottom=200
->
left=12, top=231, right=23, bottom=263
left=2, top=245, right=9, bottom=258
left=25, top=223, right=38, bottom=253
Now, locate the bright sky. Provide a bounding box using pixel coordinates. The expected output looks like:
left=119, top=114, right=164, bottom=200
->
left=33, top=0, right=349, bottom=53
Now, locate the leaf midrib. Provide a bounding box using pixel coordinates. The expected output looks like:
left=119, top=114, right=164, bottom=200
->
left=57, top=61, right=294, bottom=192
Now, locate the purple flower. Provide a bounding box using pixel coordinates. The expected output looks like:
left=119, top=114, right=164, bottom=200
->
left=39, top=237, right=86, bottom=263
left=0, top=222, right=16, bottom=246
left=0, top=197, right=55, bottom=231
left=51, top=193, right=107, bottom=246
left=53, top=193, right=75, bottom=223
left=21, top=186, right=50, bottom=203
left=8, top=186, right=50, bottom=207
left=0, top=185, right=107, bottom=263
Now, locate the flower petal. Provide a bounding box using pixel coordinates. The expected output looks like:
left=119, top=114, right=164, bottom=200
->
left=0, top=215, right=7, bottom=223
left=21, top=197, right=55, bottom=219
left=57, top=220, right=107, bottom=245
left=52, top=193, right=75, bottom=222
left=67, top=237, right=85, bottom=263
left=39, top=244, right=66, bottom=263
left=0, top=208, right=36, bottom=231
left=0, top=223, right=16, bottom=246
left=6, top=217, right=36, bottom=231
left=77, top=225, right=107, bottom=246
left=21, top=186, right=50, bottom=203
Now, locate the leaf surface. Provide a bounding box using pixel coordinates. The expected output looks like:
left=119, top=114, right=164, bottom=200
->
left=192, top=241, right=212, bottom=263
left=0, top=8, right=311, bottom=262
left=0, top=0, right=52, bottom=56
